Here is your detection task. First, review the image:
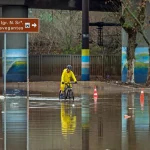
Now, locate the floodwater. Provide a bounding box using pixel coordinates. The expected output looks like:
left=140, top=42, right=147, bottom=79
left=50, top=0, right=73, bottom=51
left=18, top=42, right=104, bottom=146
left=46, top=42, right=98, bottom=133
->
left=0, top=89, right=150, bottom=150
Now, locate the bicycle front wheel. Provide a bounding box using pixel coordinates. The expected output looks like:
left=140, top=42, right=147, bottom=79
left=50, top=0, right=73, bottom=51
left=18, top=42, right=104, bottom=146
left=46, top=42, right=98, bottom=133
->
left=68, top=90, right=74, bottom=102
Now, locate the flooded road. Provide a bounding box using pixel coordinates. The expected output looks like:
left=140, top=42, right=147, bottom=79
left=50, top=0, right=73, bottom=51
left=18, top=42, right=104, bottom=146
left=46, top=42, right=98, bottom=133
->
left=0, top=90, right=150, bottom=150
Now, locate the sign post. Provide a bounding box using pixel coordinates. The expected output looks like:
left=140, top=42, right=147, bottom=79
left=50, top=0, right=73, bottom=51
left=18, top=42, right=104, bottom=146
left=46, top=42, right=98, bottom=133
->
left=4, top=33, right=6, bottom=96
left=0, top=17, right=39, bottom=94
left=3, top=32, right=6, bottom=150
left=26, top=32, right=29, bottom=150
left=0, top=18, right=39, bottom=150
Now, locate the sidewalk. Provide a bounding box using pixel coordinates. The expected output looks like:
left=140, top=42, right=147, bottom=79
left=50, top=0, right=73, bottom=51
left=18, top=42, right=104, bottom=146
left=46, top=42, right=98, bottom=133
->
left=1, top=81, right=150, bottom=94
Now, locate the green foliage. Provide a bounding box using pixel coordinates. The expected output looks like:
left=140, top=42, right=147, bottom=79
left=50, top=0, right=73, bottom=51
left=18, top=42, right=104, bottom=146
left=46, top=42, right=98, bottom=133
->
left=63, top=42, right=82, bottom=54
left=39, top=12, right=53, bottom=22
left=90, top=45, right=103, bottom=55
left=123, top=22, right=133, bottom=29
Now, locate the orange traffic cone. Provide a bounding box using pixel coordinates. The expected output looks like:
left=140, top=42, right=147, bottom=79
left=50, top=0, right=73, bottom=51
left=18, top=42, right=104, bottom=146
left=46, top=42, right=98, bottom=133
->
left=93, top=86, right=98, bottom=100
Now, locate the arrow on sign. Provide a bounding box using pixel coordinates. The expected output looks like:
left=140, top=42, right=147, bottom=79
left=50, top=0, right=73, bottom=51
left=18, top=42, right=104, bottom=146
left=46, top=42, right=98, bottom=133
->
left=32, top=23, right=37, bottom=28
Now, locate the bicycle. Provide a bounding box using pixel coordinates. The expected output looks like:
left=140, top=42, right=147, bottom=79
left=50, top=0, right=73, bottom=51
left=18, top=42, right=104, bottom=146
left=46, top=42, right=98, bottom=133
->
left=59, top=82, right=76, bottom=101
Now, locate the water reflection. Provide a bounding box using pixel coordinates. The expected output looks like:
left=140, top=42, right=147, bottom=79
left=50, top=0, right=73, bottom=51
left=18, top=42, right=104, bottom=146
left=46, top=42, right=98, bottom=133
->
left=140, top=92, right=144, bottom=112
left=97, top=94, right=121, bottom=150
left=2, top=89, right=28, bottom=150
left=61, top=101, right=77, bottom=137
left=127, top=93, right=136, bottom=150
left=1, top=89, right=150, bottom=150
left=81, top=94, right=90, bottom=150
left=6, top=89, right=27, bottom=96
left=122, top=92, right=150, bottom=150
left=93, top=97, right=97, bottom=114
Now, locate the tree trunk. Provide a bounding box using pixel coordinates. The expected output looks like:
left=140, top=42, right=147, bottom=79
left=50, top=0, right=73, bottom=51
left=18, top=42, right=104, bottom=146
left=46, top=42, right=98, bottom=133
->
left=146, top=47, right=150, bottom=85
left=126, top=32, right=137, bottom=83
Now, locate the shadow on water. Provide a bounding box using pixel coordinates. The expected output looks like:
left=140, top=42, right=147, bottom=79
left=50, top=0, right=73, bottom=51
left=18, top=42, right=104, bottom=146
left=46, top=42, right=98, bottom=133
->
left=0, top=89, right=150, bottom=150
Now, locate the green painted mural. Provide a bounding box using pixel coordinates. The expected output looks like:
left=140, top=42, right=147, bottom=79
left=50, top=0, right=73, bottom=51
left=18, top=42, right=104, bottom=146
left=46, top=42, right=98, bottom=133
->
left=122, top=47, right=149, bottom=83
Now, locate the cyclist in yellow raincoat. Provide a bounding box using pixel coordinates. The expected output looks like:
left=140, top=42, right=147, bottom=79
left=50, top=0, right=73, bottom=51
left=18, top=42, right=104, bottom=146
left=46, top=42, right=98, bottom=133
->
left=60, top=65, right=77, bottom=98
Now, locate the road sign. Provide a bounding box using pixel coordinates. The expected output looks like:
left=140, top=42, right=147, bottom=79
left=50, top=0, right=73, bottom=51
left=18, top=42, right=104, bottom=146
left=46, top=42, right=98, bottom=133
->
left=0, top=18, right=39, bottom=33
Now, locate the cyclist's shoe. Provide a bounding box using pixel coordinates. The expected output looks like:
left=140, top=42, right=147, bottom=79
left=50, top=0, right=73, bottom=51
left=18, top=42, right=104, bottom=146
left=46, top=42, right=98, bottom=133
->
left=60, top=93, right=65, bottom=99
left=60, top=93, right=63, bottom=99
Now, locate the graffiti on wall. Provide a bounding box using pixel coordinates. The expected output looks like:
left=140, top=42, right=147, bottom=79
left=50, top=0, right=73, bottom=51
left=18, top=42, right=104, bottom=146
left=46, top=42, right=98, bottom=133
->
left=2, top=49, right=27, bottom=82
left=122, top=47, right=149, bottom=83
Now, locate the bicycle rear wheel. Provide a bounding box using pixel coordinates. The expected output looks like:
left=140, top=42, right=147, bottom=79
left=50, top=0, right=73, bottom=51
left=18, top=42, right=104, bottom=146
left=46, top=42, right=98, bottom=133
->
left=59, top=90, right=61, bottom=101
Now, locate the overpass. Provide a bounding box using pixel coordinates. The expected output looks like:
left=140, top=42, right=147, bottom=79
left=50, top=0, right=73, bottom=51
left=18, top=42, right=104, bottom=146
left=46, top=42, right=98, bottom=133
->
left=0, top=0, right=120, bottom=11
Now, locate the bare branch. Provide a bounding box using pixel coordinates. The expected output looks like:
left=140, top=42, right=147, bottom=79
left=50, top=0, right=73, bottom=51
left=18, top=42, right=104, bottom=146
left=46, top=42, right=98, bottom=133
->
left=122, top=1, right=150, bottom=46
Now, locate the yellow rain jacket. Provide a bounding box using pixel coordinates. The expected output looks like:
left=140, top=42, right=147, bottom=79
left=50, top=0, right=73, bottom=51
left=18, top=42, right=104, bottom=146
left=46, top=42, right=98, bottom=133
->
left=61, top=102, right=76, bottom=137
left=60, top=68, right=77, bottom=91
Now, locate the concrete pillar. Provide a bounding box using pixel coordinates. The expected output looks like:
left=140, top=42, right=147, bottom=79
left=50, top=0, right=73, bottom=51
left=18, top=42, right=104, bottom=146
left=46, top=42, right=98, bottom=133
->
left=122, top=3, right=150, bottom=83
left=2, top=5, right=28, bottom=82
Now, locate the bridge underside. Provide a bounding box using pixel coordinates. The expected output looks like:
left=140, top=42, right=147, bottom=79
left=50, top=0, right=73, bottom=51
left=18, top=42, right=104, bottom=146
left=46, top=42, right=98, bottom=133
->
left=0, top=0, right=120, bottom=11
left=0, top=0, right=121, bottom=82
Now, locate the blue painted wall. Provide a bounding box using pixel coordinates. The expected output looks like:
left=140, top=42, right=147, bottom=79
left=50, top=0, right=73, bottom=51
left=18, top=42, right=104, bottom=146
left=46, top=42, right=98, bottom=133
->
left=122, top=47, right=149, bottom=83
left=2, top=49, right=27, bottom=82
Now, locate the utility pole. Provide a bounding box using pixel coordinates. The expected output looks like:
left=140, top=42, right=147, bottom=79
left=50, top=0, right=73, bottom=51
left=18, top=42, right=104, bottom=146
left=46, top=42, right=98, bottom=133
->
left=81, top=0, right=90, bottom=81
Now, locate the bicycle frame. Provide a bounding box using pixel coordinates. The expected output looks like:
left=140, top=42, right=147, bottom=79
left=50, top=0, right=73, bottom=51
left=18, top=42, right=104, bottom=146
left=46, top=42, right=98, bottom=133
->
left=64, top=82, right=75, bottom=101
left=64, top=82, right=72, bottom=89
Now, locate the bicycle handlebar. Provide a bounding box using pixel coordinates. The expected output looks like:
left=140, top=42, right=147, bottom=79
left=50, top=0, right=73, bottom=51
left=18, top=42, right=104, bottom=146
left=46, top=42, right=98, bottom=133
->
left=64, top=82, right=77, bottom=84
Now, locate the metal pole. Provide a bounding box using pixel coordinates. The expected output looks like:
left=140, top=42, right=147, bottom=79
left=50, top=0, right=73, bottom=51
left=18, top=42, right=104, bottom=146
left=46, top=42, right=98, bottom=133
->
left=27, top=33, right=29, bottom=92
left=81, top=0, right=90, bottom=81
left=4, top=33, right=6, bottom=96
left=26, top=33, right=29, bottom=150
left=4, top=33, right=6, bottom=150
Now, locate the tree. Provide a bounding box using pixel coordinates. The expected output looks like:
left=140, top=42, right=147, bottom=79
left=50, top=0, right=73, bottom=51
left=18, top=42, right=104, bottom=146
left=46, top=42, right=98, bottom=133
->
left=29, top=9, right=82, bottom=54
left=29, top=9, right=58, bottom=54
left=29, top=8, right=121, bottom=55
left=53, top=10, right=82, bottom=54
left=121, top=0, right=150, bottom=84
left=108, top=0, right=150, bottom=84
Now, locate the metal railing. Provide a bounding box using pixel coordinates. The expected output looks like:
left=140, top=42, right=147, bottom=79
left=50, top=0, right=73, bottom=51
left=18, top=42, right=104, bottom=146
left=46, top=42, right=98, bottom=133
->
left=29, top=54, right=121, bottom=81
left=0, top=55, right=121, bottom=81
